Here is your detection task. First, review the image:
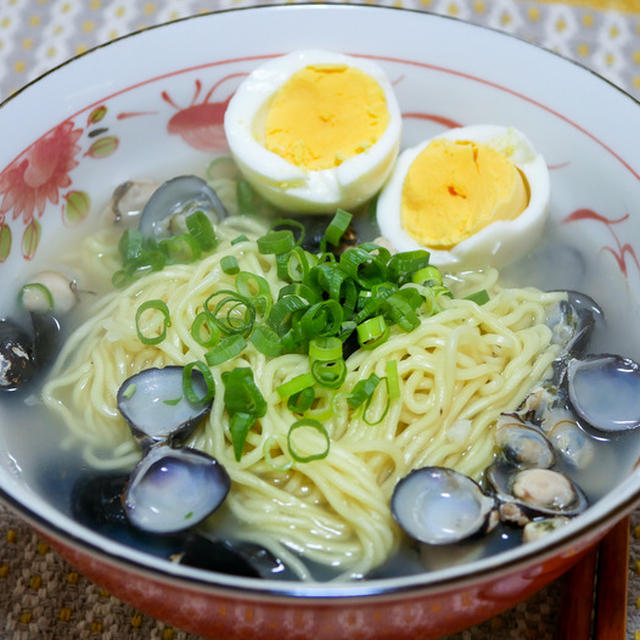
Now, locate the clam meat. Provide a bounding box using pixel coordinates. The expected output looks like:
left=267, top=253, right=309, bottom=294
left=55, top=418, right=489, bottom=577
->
left=495, top=413, right=555, bottom=469
left=486, top=461, right=588, bottom=519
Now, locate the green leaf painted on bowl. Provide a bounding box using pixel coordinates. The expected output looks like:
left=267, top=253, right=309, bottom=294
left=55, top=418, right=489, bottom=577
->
left=86, top=136, right=119, bottom=159
left=63, top=190, right=91, bottom=226
left=0, top=222, right=12, bottom=262
left=22, top=219, right=41, bottom=260
left=88, top=105, right=107, bottom=125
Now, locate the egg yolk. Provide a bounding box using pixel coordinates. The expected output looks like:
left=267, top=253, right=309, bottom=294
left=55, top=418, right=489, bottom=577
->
left=401, top=139, right=529, bottom=249
left=259, top=64, right=390, bottom=171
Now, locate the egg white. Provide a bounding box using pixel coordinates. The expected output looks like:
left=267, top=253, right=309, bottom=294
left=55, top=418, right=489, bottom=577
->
left=223, top=50, right=402, bottom=214
left=376, top=125, right=550, bottom=270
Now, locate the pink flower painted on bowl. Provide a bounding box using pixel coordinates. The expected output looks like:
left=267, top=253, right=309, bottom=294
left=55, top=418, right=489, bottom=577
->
left=0, top=120, right=83, bottom=226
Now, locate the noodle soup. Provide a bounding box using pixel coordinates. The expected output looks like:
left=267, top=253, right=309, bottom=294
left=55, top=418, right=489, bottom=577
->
left=2, top=45, right=640, bottom=587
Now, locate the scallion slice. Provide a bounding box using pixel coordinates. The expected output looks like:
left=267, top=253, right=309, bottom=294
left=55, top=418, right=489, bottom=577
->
left=412, top=265, right=443, bottom=287
left=231, top=234, right=249, bottom=245
left=205, top=334, right=247, bottom=366
left=325, top=209, right=352, bottom=246
left=186, top=210, right=217, bottom=251
left=257, top=229, right=295, bottom=255
left=347, top=373, right=381, bottom=409
left=385, top=359, right=400, bottom=400
left=162, top=233, right=202, bottom=263
left=204, top=290, right=256, bottom=337
left=287, top=418, right=330, bottom=463
left=263, top=435, right=293, bottom=472
left=135, top=299, right=171, bottom=346
left=300, top=300, right=343, bottom=339
left=249, top=325, right=283, bottom=357
left=308, top=337, right=343, bottom=362
left=276, top=373, right=315, bottom=399
left=288, top=386, right=315, bottom=414
left=311, top=358, right=347, bottom=389
left=190, top=311, right=221, bottom=348
left=182, top=361, right=215, bottom=404
left=221, top=255, right=240, bottom=275
left=464, top=289, right=490, bottom=305
left=356, top=315, right=390, bottom=350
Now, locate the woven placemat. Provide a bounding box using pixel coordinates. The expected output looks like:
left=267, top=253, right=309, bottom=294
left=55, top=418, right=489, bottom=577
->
left=1, top=1, right=639, bottom=638
left=0, top=500, right=569, bottom=640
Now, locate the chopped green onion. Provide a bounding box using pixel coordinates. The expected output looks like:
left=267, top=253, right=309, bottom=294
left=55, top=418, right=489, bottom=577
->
left=268, top=295, right=308, bottom=334
left=282, top=246, right=313, bottom=282
left=231, top=234, right=249, bottom=245
left=237, top=179, right=256, bottom=216
left=287, top=418, right=330, bottom=463
left=182, top=360, right=215, bottom=404
left=308, top=337, right=343, bottom=361
left=300, top=300, right=343, bottom=339
left=205, top=334, right=247, bottom=366
left=388, top=250, right=431, bottom=284
left=161, top=233, right=202, bottom=263
left=385, top=360, right=400, bottom=400
left=257, top=229, right=295, bottom=255
left=465, top=289, right=490, bottom=305
left=249, top=325, right=283, bottom=357
left=186, top=210, right=217, bottom=251
left=270, top=218, right=305, bottom=247
left=277, top=373, right=315, bottom=399
left=311, top=358, right=347, bottom=389
left=163, top=397, right=182, bottom=406
left=412, top=265, right=443, bottom=287
left=135, top=299, right=171, bottom=345
left=19, top=283, right=54, bottom=313
left=263, top=435, right=293, bottom=472
left=236, top=271, right=271, bottom=299
left=325, top=209, right=353, bottom=246
left=190, top=311, right=221, bottom=348
left=122, top=383, right=136, bottom=399
left=221, top=255, right=240, bottom=275
left=347, top=373, right=381, bottom=409
left=118, top=228, right=144, bottom=263
left=339, top=247, right=387, bottom=289
left=288, top=386, right=315, bottom=414
left=356, top=315, right=390, bottom=349
left=222, top=367, right=267, bottom=461
left=383, top=293, right=420, bottom=333
left=278, top=283, right=321, bottom=305
left=222, top=367, right=267, bottom=416
left=363, top=377, right=391, bottom=426
left=112, top=269, right=131, bottom=289
left=204, top=290, right=256, bottom=337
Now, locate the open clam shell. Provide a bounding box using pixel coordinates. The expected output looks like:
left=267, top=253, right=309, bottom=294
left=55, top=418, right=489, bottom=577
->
left=391, top=467, right=497, bottom=545
left=124, top=444, right=230, bottom=534
left=495, top=413, right=555, bottom=469
left=486, top=460, right=588, bottom=519
left=117, top=366, right=213, bottom=448
left=138, top=175, right=227, bottom=239
left=566, top=354, right=640, bottom=433
left=547, top=290, right=604, bottom=358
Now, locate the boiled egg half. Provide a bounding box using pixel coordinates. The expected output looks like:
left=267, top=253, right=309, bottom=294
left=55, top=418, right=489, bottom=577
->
left=376, top=125, right=550, bottom=269
left=224, top=50, right=402, bottom=213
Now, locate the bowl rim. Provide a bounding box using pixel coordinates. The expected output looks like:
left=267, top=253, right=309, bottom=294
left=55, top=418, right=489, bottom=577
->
left=1, top=1, right=640, bottom=601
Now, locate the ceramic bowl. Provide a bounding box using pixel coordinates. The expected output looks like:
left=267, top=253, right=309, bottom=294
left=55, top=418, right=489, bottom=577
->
left=1, top=4, right=640, bottom=639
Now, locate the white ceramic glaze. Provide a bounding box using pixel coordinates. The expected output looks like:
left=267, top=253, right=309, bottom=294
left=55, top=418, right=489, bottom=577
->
left=0, top=1, right=639, bottom=610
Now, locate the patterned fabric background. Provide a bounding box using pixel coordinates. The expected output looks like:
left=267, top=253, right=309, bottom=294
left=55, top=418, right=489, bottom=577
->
left=0, top=1, right=639, bottom=639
